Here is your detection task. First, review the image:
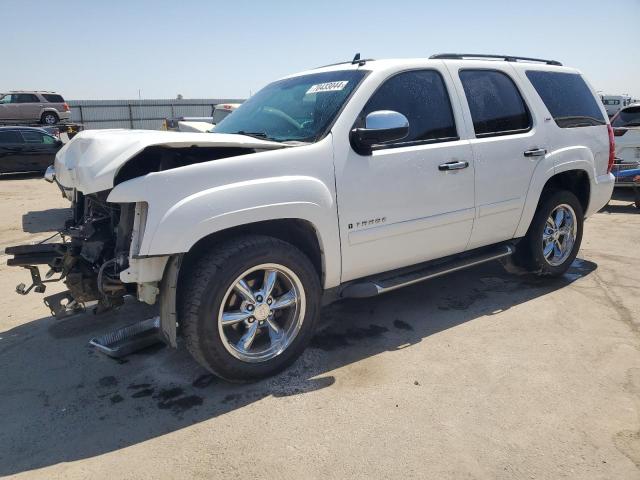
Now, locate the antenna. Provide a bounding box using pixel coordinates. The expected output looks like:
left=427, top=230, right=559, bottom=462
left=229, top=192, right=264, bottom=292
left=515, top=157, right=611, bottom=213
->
left=352, top=53, right=361, bottom=64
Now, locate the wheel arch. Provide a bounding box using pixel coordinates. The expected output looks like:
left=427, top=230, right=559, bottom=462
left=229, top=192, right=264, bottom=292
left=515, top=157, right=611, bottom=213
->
left=179, top=218, right=326, bottom=287
left=515, top=168, right=591, bottom=238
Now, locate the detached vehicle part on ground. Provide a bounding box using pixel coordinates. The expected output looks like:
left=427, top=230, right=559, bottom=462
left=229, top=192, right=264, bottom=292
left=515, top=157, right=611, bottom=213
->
left=5, top=53, right=615, bottom=382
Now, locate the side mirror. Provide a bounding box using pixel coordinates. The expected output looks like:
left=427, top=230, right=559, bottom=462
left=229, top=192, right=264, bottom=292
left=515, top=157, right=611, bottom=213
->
left=350, top=110, right=409, bottom=155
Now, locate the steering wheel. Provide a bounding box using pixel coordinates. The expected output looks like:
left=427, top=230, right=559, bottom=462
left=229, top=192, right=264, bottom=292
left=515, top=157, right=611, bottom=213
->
left=262, top=106, right=302, bottom=130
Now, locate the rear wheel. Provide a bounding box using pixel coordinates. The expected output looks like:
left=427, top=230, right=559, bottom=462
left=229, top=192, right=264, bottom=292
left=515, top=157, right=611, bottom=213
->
left=181, top=235, right=321, bottom=382
left=513, top=190, right=584, bottom=276
left=40, top=112, right=59, bottom=125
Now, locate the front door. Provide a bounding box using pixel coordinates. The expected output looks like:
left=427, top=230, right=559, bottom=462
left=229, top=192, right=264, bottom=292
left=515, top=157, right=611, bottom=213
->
left=334, top=68, right=475, bottom=282
left=0, top=94, right=20, bottom=121
left=0, top=130, right=26, bottom=173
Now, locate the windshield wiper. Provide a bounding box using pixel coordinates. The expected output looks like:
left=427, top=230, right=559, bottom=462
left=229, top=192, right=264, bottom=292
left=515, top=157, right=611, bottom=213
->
left=233, top=131, right=277, bottom=141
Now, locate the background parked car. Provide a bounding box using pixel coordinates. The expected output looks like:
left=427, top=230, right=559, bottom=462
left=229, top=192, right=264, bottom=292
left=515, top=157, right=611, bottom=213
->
left=162, top=103, right=241, bottom=132
left=600, top=94, right=633, bottom=117
left=0, top=91, right=71, bottom=125
left=611, top=103, right=640, bottom=164
left=0, top=126, right=63, bottom=174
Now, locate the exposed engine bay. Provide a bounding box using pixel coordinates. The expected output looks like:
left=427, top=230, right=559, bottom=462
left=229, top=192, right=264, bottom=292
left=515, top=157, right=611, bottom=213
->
left=6, top=190, right=135, bottom=318
left=5, top=142, right=269, bottom=320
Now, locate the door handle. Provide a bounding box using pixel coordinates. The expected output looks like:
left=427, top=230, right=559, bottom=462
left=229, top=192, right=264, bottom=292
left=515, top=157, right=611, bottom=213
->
left=438, top=160, right=469, bottom=171
left=524, top=148, right=547, bottom=157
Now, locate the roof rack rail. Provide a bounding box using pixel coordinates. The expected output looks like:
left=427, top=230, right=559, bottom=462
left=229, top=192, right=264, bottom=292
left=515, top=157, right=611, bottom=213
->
left=316, top=53, right=374, bottom=69
left=429, top=53, right=562, bottom=66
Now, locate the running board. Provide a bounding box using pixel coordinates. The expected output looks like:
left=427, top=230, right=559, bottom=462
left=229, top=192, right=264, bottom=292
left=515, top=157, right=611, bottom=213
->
left=340, top=244, right=515, bottom=298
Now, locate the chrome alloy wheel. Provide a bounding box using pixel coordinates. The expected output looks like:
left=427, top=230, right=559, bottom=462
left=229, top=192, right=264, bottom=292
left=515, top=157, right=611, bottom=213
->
left=542, top=204, right=577, bottom=267
left=218, top=263, right=305, bottom=363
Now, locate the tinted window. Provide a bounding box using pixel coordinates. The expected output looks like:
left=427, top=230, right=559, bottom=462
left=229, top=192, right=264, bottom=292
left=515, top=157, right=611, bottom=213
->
left=42, top=94, right=64, bottom=103
left=15, top=94, right=39, bottom=103
left=0, top=131, right=21, bottom=143
left=526, top=71, right=606, bottom=128
left=21, top=130, right=55, bottom=144
left=612, top=106, right=640, bottom=127
left=459, top=70, right=531, bottom=136
left=361, top=70, right=457, bottom=145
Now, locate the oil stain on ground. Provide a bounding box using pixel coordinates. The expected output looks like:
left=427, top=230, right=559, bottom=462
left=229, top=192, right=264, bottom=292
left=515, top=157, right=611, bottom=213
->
left=393, top=319, right=413, bottom=331
left=310, top=324, right=389, bottom=351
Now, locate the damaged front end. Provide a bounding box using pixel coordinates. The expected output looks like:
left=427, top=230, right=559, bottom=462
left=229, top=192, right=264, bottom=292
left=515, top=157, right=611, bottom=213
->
left=5, top=190, right=139, bottom=319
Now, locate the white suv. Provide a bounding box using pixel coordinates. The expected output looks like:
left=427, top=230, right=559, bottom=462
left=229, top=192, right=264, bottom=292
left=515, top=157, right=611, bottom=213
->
left=6, top=53, right=615, bottom=381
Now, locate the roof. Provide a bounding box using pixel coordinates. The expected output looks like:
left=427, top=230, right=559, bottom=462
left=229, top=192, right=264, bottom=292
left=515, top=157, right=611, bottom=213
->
left=7, top=90, right=60, bottom=94
left=288, top=56, right=579, bottom=80
left=0, top=126, right=50, bottom=133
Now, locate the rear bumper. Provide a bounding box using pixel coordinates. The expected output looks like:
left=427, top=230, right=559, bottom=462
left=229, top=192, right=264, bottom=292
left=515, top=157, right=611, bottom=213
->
left=586, top=173, right=615, bottom=217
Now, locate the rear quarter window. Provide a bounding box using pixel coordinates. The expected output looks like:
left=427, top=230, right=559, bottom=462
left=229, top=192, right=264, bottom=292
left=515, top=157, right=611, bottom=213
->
left=526, top=71, right=605, bottom=128
left=42, top=94, right=65, bottom=103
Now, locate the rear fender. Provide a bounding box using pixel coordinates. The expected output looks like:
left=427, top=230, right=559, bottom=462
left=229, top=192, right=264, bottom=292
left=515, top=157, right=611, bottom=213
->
left=514, top=147, right=594, bottom=238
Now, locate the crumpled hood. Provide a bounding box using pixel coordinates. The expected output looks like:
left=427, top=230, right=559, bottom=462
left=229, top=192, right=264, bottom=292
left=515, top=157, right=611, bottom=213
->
left=54, top=129, right=287, bottom=194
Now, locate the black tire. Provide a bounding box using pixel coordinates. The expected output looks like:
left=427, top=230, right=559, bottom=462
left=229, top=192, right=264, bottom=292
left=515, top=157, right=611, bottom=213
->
left=513, top=190, right=584, bottom=277
left=40, top=112, right=58, bottom=125
left=180, top=235, right=321, bottom=382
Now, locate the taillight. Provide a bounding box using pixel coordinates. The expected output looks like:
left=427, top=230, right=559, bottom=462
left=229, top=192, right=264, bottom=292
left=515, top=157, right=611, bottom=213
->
left=607, top=124, right=615, bottom=173
left=63, top=103, right=70, bottom=112
left=613, top=128, right=627, bottom=137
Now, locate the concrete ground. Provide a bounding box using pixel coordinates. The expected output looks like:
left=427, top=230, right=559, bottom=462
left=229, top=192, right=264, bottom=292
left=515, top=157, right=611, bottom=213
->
left=0, top=176, right=639, bottom=480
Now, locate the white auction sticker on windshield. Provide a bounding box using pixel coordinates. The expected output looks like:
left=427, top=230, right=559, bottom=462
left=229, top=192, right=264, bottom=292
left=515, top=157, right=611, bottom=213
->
left=306, top=81, right=348, bottom=94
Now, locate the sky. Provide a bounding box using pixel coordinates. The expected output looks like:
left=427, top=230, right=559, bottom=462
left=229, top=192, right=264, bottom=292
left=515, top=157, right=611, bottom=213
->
left=3, top=0, right=639, bottom=100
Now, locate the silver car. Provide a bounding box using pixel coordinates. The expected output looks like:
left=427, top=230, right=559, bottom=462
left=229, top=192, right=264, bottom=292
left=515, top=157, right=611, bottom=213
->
left=0, top=91, right=71, bottom=125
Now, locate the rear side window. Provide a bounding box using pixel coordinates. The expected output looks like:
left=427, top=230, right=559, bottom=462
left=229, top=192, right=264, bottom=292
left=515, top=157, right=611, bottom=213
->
left=459, top=70, right=531, bottom=137
left=42, top=94, right=64, bottom=103
left=0, top=131, right=22, bottom=143
left=526, top=71, right=606, bottom=128
left=361, top=69, right=457, bottom=145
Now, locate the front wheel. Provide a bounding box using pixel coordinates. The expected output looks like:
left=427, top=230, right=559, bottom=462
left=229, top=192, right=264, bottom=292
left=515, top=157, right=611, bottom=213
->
left=514, top=190, right=584, bottom=276
left=181, top=235, right=321, bottom=382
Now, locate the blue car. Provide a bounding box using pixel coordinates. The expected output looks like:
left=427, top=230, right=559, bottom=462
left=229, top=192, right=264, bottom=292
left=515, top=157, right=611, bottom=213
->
left=612, top=161, right=640, bottom=208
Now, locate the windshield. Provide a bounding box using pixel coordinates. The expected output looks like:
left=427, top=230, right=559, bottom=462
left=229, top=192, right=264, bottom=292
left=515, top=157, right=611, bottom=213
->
left=213, top=70, right=367, bottom=142
left=212, top=108, right=233, bottom=124
left=612, top=106, right=640, bottom=127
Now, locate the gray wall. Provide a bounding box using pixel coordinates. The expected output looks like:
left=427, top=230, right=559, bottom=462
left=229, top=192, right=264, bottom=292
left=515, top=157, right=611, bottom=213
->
left=67, top=98, right=245, bottom=130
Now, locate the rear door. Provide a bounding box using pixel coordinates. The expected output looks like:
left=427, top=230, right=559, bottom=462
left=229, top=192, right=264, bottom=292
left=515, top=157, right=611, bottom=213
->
left=15, top=94, right=42, bottom=121
left=0, top=130, right=26, bottom=172
left=18, top=130, right=60, bottom=171
left=445, top=64, right=547, bottom=249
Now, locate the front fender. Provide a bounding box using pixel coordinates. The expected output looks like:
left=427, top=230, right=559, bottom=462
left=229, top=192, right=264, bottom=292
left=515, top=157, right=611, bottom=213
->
left=107, top=136, right=341, bottom=287
left=150, top=174, right=334, bottom=250
left=110, top=174, right=341, bottom=288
